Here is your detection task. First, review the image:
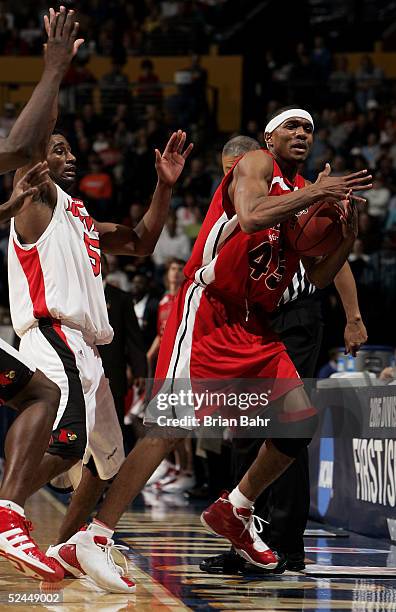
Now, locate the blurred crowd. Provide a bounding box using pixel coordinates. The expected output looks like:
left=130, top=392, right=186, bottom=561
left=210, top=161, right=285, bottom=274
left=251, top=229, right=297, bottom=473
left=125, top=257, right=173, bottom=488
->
left=0, top=0, right=229, bottom=57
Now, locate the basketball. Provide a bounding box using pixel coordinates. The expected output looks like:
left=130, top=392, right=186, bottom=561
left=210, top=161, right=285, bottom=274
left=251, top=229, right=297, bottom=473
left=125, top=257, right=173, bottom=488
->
left=283, top=201, right=343, bottom=257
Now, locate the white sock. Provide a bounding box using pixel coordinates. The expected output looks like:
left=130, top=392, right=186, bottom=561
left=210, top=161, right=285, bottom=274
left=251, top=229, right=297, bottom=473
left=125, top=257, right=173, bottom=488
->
left=228, top=487, right=254, bottom=510
left=87, top=519, right=114, bottom=539
left=0, top=499, right=25, bottom=516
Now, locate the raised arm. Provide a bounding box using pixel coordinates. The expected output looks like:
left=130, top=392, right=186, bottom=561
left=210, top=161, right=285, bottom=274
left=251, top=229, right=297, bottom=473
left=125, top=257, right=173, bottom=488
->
left=230, top=152, right=372, bottom=234
left=97, top=131, right=193, bottom=256
left=0, top=6, right=83, bottom=174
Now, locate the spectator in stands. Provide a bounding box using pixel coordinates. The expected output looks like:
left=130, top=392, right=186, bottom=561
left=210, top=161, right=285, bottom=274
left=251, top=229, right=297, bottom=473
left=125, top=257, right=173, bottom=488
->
left=20, top=18, right=42, bottom=53
left=182, top=157, right=213, bottom=201
left=182, top=54, right=208, bottom=122
left=122, top=127, right=157, bottom=200
left=103, top=254, right=129, bottom=292
left=61, top=57, right=97, bottom=110
left=362, top=173, right=390, bottom=220
left=311, top=36, right=332, bottom=80
left=78, top=154, right=113, bottom=221
left=354, top=55, right=384, bottom=111
left=152, top=209, right=191, bottom=268
left=318, top=348, right=338, bottom=379
left=130, top=273, right=159, bottom=350
left=329, top=56, right=353, bottom=106
left=100, top=61, right=130, bottom=118
left=80, top=103, right=102, bottom=138
left=137, top=58, right=163, bottom=106
left=361, top=132, right=381, bottom=169
left=358, top=211, right=381, bottom=253
left=122, top=202, right=146, bottom=228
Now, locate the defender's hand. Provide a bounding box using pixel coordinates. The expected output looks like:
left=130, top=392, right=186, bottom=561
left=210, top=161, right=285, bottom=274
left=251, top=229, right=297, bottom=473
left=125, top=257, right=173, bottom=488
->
left=0, top=162, right=49, bottom=223
left=43, top=6, right=84, bottom=74
left=155, top=130, right=193, bottom=187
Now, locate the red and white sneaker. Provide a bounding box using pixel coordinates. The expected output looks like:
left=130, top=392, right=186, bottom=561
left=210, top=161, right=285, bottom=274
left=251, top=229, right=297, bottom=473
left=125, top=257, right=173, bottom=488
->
left=154, top=466, right=180, bottom=491
left=47, top=529, right=129, bottom=583
left=201, top=492, right=279, bottom=570
left=75, top=531, right=136, bottom=594
left=0, top=507, right=64, bottom=582
left=47, top=531, right=86, bottom=578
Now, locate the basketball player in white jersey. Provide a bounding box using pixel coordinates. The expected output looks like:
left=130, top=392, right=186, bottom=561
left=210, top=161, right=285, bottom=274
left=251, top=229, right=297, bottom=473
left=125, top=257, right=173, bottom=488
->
left=8, top=126, right=192, bottom=589
left=0, top=6, right=87, bottom=582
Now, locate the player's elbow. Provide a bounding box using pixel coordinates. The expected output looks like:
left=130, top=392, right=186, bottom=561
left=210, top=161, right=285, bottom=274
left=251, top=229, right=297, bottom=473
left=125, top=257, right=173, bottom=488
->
left=238, top=213, right=260, bottom=234
left=135, top=243, right=154, bottom=257
left=2, top=138, right=32, bottom=165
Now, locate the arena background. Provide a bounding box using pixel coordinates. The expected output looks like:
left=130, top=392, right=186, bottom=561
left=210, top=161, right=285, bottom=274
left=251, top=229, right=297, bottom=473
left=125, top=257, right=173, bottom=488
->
left=1, top=0, right=396, bottom=609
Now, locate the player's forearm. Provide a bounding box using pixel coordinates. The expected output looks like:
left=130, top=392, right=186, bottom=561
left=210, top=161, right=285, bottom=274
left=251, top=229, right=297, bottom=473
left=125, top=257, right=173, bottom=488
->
left=147, top=336, right=160, bottom=367
left=334, top=261, right=362, bottom=322
left=304, top=237, right=354, bottom=289
left=239, top=184, right=323, bottom=233
left=133, top=180, right=173, bottom=255
left=0, top=69, right=62, bottom=173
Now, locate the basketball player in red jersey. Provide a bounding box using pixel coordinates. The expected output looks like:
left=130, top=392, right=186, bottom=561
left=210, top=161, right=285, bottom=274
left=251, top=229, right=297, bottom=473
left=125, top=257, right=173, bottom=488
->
left=0, top=6, right=86, bottom=582
left=147, top=258, right=195, bottom=492
left=60, top=107, right=372, bottom=592
left=147, top=258, right=186, bottom=369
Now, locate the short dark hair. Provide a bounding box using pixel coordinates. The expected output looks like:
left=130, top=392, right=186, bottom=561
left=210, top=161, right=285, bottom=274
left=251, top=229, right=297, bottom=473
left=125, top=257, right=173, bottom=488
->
left=222, top=135, right=261, bottom=157
left=165, top=257, right=185, bottom=270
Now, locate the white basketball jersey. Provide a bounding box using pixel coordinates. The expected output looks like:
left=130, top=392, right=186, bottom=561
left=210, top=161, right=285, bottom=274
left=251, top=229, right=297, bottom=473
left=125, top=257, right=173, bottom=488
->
left=8, top=184, right=113, bottom=345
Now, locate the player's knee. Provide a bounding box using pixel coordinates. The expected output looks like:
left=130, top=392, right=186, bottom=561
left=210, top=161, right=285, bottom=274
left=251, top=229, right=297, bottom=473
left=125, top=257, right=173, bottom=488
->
left=271, top=410, right=318, bottom=458
left=271, top=436, right=312, bottom=458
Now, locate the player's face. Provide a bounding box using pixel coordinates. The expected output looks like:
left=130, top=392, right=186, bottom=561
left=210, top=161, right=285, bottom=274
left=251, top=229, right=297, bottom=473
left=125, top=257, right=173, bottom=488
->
left=167, top=262, right=184, bottom=287
left=266, top=118, right=313, bottom=163
left=47, top=135, right=77, bottom=190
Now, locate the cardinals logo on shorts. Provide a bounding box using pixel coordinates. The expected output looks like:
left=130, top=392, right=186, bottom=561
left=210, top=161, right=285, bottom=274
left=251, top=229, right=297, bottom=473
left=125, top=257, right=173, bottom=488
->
left=58, top=429, right=78, bottom=444
left=0, top=370, right=16, bottom=386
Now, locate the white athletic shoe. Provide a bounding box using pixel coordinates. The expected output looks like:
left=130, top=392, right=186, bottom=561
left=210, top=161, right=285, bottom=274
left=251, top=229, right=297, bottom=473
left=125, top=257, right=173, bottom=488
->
left=161, top=473, right=196, bottom=493
left=154, top=466, right=180, bottom=490
left=75, top=531, right=136, bottom=594
left=145, top=460, right=174, bottom=488
left=47, top=530, right=129, bottom=581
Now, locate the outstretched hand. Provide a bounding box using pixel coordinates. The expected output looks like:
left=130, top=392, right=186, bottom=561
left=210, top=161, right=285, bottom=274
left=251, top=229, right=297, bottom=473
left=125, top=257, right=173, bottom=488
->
left=0, top=162, right=49, bottom=223
left=43, top=5, right=84, bottom=73
left=155, top=130, right=194, bottom=187
left=315, top=162, right=371, bottom=204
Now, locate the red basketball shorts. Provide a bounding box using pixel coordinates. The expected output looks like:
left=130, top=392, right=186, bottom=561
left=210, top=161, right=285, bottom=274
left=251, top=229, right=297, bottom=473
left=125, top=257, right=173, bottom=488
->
left=154, top=279, right=302, bottom=404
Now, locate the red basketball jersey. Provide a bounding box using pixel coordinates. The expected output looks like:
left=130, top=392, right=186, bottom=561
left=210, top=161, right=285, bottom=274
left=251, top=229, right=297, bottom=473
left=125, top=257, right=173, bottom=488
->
left=157, top=292, right=177, bottom=338
left=184, top=150, right=304, bottom=312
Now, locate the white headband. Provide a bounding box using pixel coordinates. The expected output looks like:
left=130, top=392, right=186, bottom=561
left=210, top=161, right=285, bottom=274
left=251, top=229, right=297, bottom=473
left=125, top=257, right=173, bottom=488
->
left=265, top=109, right=314, bottom=134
